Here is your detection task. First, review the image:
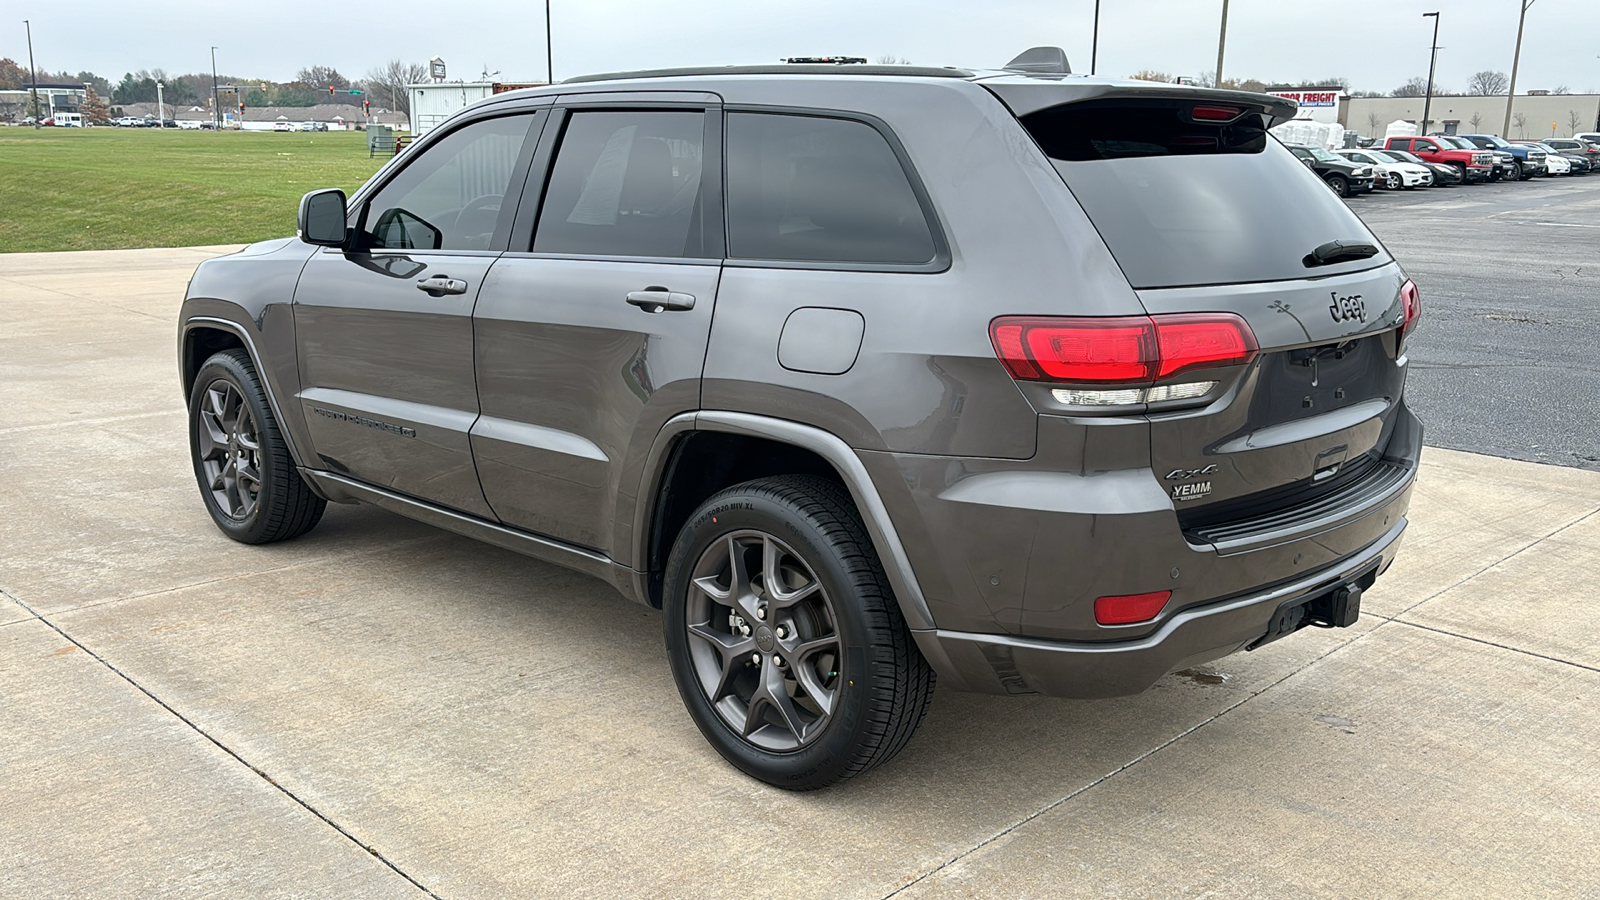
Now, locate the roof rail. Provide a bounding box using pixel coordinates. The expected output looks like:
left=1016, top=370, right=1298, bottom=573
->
left=1003, top=46, right=1072, bottom=75
left=783, top=56, right=867, bottom=65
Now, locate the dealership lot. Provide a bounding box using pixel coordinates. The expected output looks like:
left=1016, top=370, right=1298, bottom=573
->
left=3, top=202, right=1599, bottom=897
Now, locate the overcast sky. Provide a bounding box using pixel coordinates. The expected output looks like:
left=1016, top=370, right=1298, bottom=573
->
left=6, top=0, right=1598, bottom=94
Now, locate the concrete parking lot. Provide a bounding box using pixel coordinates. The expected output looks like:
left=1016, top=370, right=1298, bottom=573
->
left=3, top=221, right=1599, bottom=895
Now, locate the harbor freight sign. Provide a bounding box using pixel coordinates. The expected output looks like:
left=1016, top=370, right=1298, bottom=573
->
left=1269, top=88, right=1343, bottom=124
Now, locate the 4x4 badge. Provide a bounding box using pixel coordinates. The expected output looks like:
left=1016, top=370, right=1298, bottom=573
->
left=1166, top=465, right=1218, bottom=480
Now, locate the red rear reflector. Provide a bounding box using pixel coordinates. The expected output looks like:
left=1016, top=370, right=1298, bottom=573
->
left=990, top=314, right=1257, bottom=385
left=1191, top=105, right=1242, bottom=121
left=1095, top=591, right=1173, bottom=625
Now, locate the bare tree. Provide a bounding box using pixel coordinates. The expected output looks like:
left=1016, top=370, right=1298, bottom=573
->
left=1469, top=111, right=1483, bottom=131
left=1513, top=111, right=1528, bottom=138
left=1366, top=111, right=1381, bottom=137
left=1466, top=70, right=1509, bottom=95
left=1550, top=85, right=1569, bottom=95
left=1130, top=70, right=1176, bottom=84
left=364, top=60, right=428, bottom=116
left=1392, top=77, right=1429, bottom=98
left=1570, top=110, right=1584, bottom=135
left=875, top=54, right=911, bottom=65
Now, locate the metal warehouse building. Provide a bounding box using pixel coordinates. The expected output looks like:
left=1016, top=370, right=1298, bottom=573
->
left=1342, top=93, right=1600, bottom=141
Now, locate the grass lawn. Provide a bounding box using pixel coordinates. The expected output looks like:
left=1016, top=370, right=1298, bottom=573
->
left=0, top=127, right=388, bottom=252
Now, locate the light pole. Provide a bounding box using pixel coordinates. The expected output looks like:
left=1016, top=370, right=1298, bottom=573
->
left=1421, top=12, right=1440, bottom=136
left=1502, top=0, right=1534, bottom=136
left=545, top=0, right=553, bottom=85
left=156, top=80, right=165, bottom=128
left=210, top=46, right=219, bottom=131
left=1091, top=0, right=1101, bottom=75
left=24, top=19, right=41, bottom=128
left=1214, top=0, right=1230, bottom=86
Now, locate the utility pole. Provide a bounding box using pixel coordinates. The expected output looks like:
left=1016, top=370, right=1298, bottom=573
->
left=1422, top=12, right=1440, bottom=136
left=1091, top=0, right=1101, bottom=75
left=211, top=46, right=219, bottom=131
left=1502, top=0, right=1535, bottom=136
left=545, top=0, right=553, bottom=85
left=156, top=80, right=164, bottom=127
left=1214, top=0, right=1230, bottom=87
left=24, top=19, right=41, bottom=128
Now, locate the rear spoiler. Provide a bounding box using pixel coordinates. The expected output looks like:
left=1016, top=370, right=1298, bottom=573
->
left=982, top=79, right=1300, bottom=128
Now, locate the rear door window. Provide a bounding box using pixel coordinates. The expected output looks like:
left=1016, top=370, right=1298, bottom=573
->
left=532, top=110, right=708, bottom=258
left=1020, top=99, right=1388, bottom=289
left=724, top=112, right=936, bottom=265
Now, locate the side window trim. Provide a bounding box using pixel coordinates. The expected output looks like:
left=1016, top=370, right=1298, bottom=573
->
left=347, top=109, right=545, bottom=254
left=721, top=104, right=951, bottom=274
left=505, top=102, right=725, bottom=260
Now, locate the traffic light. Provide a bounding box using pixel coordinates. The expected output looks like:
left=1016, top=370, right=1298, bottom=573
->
left=328, top=85, right=335, bottom=97
left=363, top=99, right=370, bottom=116
left=238, top=101, right=245, bottom=114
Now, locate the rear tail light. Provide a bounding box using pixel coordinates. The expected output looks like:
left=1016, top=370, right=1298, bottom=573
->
left=1190, top=105, right=1243, bottom=121
left=1095, top=591, right=1173, bottom=625
left=1398, top=279, right=1421, bottom=347
left=990, top=314, right=1257, bottom=404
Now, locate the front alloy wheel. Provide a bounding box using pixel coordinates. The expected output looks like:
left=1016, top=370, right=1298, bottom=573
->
left=196, top=379, right=262, bottom=520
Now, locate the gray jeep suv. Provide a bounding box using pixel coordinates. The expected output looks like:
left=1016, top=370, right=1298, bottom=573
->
left=178, top=52, right=1422, bottom=789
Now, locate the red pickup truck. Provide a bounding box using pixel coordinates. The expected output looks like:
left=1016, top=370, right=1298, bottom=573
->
left=1383, top=136, right=1494, bottom=183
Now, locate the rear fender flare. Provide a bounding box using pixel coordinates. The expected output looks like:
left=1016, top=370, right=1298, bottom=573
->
left=633, top=411, right=936, bottom=632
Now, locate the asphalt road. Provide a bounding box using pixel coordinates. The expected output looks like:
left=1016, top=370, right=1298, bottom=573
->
left=1349, top=175, right=1600, bottom=471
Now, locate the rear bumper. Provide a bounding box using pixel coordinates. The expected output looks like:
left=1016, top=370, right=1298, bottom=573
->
left=913, top=516, right=1406, bottom=698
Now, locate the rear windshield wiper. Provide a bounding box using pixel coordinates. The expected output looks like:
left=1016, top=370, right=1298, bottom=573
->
left=1304, top=240, right=1380, bottom=268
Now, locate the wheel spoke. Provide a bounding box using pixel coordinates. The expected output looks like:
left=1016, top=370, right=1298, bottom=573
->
left=746, top=664, right=808, bottom=740
left=767, top=576, right=820, bottom=609
left=791, top=662, right=835, bottom=717
left=692, top=574, right=730, bottom=602
left=786, top=634, right=837, bottom=661
left=687, top=623, right=754, bottom=703
left=236, top=459, right=261, bottom=488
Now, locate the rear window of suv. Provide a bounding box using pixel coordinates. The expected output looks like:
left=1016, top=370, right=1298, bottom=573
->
left=1020, top=99, right=1389, bottom=289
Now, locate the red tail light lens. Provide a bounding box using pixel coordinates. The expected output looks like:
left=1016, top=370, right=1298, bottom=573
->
left=1399, top=279, right=1421, bottom=340
left=1190, top=105, right=1243, bottom=121
left=1095, top=590, right=1173, bottom=625
left=990, top=314, right=1257, bottom=385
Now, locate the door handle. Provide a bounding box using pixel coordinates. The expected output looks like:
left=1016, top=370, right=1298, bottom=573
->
left=625, top=287, right=696, bottom=313
left=417, top=275, right=469, bottom=296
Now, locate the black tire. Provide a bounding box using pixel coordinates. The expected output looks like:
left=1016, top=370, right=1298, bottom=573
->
left=1454, top=163, right=1470, bottom=184
left=188, top=349, right=325, bottom=544
left=1511, top=161, right=1526, bottom=180
left=1324, top=173, right=1349, bottom=197
left=662, top=475, right=935, bottom=790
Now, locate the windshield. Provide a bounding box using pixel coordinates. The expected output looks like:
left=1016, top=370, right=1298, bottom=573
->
left=1022, top=101, right=1388, bottom=289
left=1368, top=151, right=1403, bottom=163
left=1479, top=135, right=1512, bottom=148
left=1440, top=137, right=1475, bottom=149
left=1389, top=151, right=1424, bottom=164
left=1309, top=147, right=1343, bottom=163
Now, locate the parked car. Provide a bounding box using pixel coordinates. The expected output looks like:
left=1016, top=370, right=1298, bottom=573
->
left=1542, top=138, right=1599, bottom=168
left=1515, top=141, right=1589, bottom=175
left=1286, top=144, right=1375, bottom=196
left=1337, top=148, right=1432, bottom=189
left=1383, top=148, right=1461, bottom=185
left=297, top=121, right=328, bottom=132
left=113, top=116, right=144, bottom=127
left=1431, top=136, right=1515, bottom=181
left=272, top=120, right=294, bottom=132
left=1384, top=135, right=1493, bottom=183
left=178, top=58, right=1422, bottom=788
left=1458, top=134, right=1546, bottom=179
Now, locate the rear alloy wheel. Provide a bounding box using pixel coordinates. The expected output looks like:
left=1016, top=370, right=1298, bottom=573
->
left=663, top=475, right=934, bottom=790
left=1324, top=173, right=1350, bottom=197
left=189, top=349, right=325, bottom=543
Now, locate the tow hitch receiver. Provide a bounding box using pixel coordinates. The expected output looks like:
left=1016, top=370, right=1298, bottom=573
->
left=1249, top=570, right=1372, bottom=650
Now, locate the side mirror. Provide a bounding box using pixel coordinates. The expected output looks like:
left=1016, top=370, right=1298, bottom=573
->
left=298, top=189, right=348, bottom=247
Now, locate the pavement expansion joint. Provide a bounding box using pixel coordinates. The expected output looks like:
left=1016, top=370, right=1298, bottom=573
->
left=1393, top=507, right=1600, bottom=619
left=880, top=622, right=1375, bottom=898
left=1386, top=618, right=1600, bottom=675
left=0, top=585, right=444, bottom=900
